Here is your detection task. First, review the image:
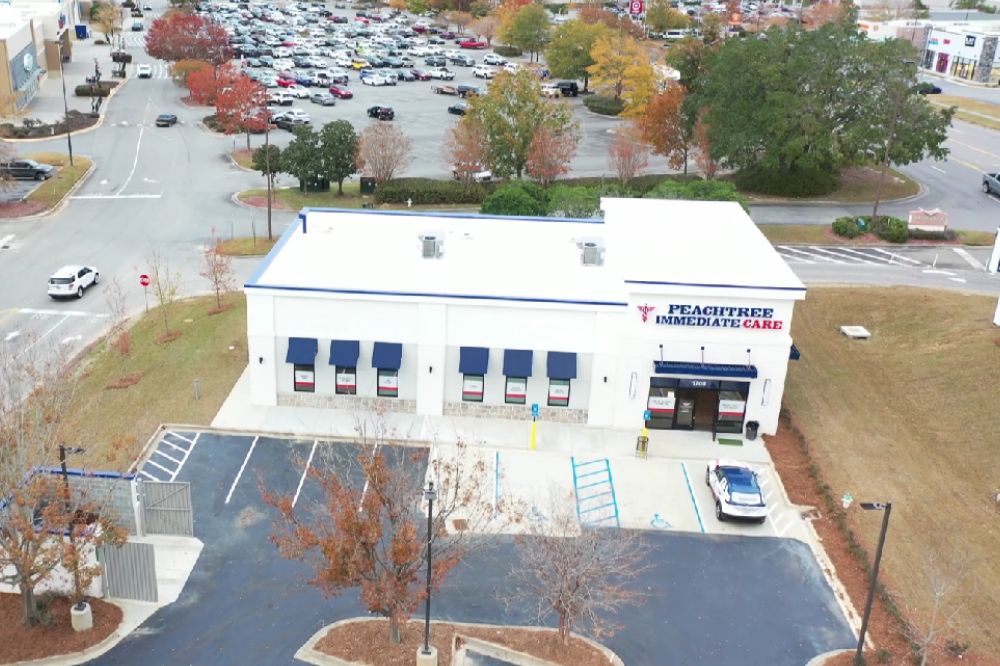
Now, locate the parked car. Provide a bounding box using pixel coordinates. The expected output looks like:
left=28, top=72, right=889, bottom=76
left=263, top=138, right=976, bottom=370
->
left=397, top=69, right=416, bottom=82
left=983, top=171, right=1000, bottom=195
left=452, top=166, right=492, bottom=183
left=276, top=77, right=296, bottom=87
left=541, top=84, right=560, bottom=98
left=705, top=459, right=767, bottom=523
left=472, top=65, right=496, bottom=79
left=424, top=55, right=447, bottom=67
left=483, top=53, right=506, bottom=66
left=367, top=105, right=394, bottom=120
left=131, top=19, right=143, bottom=31
left=48, top=265, right=99, bottom=300
left=0, top=159, right=54, bottom=180
left=457, top=84, right=482, bottom=98
left=409, top=68, right=432, bottom=81
left=286, top=84, right=311, bottom=98
left=155, top=113, right=178, bottom=127
left=310, top=91, right=337, bottom=105
left=361, top=72, right=391, bottom=86
left=432, top=84, right=458, bottom=95
left=447, top=102, right=467, bottom=115
left=328, top=84, right=353, bottom=98
left=913, top=82, right=942, bottom=95
left=459, top=39, right=486, bottom=49
left=555, top=81, right=579, bottom=97
left=136, top=64, right=152, bottom=78
left=427, top=67, right=455, bottom=80
left=274, top=115, right=309, bottom=130
left=449, top=54, right=475, bottom=67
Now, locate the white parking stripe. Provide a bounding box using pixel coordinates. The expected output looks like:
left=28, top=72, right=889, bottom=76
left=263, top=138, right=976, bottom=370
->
left=171, top=432, right=200, bottom=482
left=778, top=246, right=845, bottom=263
left=808, top=246, right=878, bottom=264
left=161, top=439, right=187, bottom=453
left=140, top=470, right=159, bottom=480
left=869, top=248, right=923, bottom=265
left=170, top=432, right=195, bottom=445
left=836, top=246, right=910, bottom=265
left=225, top=436, right=259, bottom=504
left=146, top=459, right=174, bottom=475
left=953, top=247, right=986, bottom=271
left=154, top=449, right=182, bottom=465
left=292, top=440, right=318, bottom=508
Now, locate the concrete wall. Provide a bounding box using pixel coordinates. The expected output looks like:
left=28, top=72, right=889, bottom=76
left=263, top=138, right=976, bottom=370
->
left=60, top=471, right=140, bottom=535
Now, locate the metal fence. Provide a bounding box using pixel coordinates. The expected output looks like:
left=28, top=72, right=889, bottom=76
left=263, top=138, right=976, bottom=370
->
left=100, top=541, right=157, bottom=602
left=140, top=481, right=193, bottom=537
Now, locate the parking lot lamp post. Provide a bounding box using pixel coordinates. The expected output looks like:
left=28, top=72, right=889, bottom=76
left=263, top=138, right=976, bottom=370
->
left=854, top=502, right=892, bottom=666
left=421, top=481, right=436, bottom=656
left=57, top=43, right=74, bottom=167
left=59, top=445, right=87, bottom=608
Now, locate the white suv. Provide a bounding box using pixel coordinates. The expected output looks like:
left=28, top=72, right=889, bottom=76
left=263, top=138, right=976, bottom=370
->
left=483, top=53, right=506, bottom=66
left=136, top=64, right=152, bottom=78
left=472, top=65, right=497, bottom=79
left=48, top=265, right=99, bottom=299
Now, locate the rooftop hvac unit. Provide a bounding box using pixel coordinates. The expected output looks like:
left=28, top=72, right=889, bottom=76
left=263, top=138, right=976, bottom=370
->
left=421, top=235, right=443, bottom=259
left=581, top=241, right=604, bottom=267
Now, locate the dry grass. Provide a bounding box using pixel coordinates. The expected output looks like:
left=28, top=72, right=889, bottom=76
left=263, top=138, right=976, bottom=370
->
left=758, top=225, right=842, bottom=245
left=58, top=295, right=248, bottom=470
left=218, top=235, right=278, bottom=256
left=25, top=152, right=92, bottom=208
left=929, top=94, right=1000, bottom=130
left=231, top=148, right=254, bottom=170
left=957, top=229, right=996, bottom=246
left=783, top=287, right=1000, bottom=655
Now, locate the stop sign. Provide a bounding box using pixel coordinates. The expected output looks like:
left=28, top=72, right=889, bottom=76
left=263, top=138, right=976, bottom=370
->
left=139, top=274, right=150, bottom=287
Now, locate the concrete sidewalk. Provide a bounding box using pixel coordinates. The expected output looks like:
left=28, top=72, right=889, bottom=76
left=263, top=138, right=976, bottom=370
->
left=212, top=366, right=773, bottom=465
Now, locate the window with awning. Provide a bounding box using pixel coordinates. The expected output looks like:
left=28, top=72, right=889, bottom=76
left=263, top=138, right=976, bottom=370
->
left=503, top=349, right=533, bottom=404
left=330, top=340, right=360, bottom=395
left=372, top=342, right=402, bottom=398
left=459, top=347, right=489, bottom=403
left=286, top=338, right=318, bottom=392
left=546, top=352, right=577, bottom=407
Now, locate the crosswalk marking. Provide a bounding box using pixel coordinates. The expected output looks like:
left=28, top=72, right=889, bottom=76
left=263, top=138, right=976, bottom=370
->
left=869, top=247, right=923, bottom=265
left=807, top=245, right=877, bottom=264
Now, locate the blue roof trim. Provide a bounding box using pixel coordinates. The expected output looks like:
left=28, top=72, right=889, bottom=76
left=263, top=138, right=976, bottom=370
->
left=459, top=347, right=490, bottom=375
left=246, top=283, right=628, bottom=308
left=35, top=467, right=136, bottom=480
left=291, top=206, right=605, bottom=225
left=625, top=279, right=806, bottom=293
left=654, top=360, right=758, bottom=379
left=244, top=213, right=304, bottom=287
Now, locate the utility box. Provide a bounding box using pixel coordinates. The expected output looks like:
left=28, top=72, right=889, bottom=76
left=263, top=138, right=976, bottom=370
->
left=360, top=177, right=376, bottom=195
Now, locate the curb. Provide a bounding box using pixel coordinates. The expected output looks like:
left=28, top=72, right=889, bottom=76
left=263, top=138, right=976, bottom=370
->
left=0, top=157, right=96, bottom=221
left=804, top=648, right=854, bottom=666
left=293, top=617, right=624, bottom=666
left=747, top=179, right=928, bottom=208
left=7, top=599, right=131, bottom=666
left=227, top=150, right=257, bottom=173
left=4, top=77, right=130, bottom=144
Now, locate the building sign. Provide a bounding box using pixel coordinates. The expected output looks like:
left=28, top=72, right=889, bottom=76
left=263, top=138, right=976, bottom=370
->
left=335, top=370, right=356, bottom=392
left=965, top=35, right=976, bottom=47
left=648, top=393, right=675, bottom=415
left=548, top=380, right=570, bottom=406
left=718, top=397, right=746, bottom=417
left=642, top=303, right=784, bottom=330
left=629, top=0, right=644, bottom=14
left=377, top=372, right=398, bottom=397
left=462, top=375, right=484, bottom=401
left=293, top=367, right=315, bottom=392
left=505, top=377, right=527, bottom=403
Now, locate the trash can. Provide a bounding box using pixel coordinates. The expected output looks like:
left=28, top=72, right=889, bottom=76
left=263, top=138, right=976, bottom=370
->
left=359, top=176, right=376, bottom=195
left=635, top=435, right=648, bottom=458
left=75, top=24, right=89, bottom=39
left=745, top=421, right=759, bottom=441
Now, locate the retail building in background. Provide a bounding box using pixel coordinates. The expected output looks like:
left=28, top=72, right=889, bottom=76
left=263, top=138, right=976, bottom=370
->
left=0, top=0, right=79, bottom=115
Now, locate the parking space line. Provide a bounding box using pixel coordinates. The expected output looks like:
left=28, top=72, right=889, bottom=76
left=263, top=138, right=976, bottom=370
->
left=154, top=449, right=182, bottom=465
left=358, top=438, right=380, bottom=512
left=146, top=459, right=174, bottom=475
left=170, top=432, right=195, bottom=445
left=171, top=433, right=200, bottom=482
left=161, top=439, right=187, bottom=453
left=680, top=462, right=705, bottom=534
left=777, top=246, right=843, bottom=263
left=869, top=248, right=923, bottom=265
left=292, top=440, right=318, bottom=508
left=808, top=246, right=878, bottom=264
left=225, top=436, right=259, bottom=504
left=139, top=470, right=159, bottom=481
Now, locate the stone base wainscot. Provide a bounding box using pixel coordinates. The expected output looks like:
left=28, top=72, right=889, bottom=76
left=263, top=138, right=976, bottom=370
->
left=278, top=393, right=418, bottom=413
left=443, top=401, right=588, bottom=424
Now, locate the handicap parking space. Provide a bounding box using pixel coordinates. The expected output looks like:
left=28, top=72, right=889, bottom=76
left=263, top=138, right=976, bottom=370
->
left=137, top=430, right=200, bottom=482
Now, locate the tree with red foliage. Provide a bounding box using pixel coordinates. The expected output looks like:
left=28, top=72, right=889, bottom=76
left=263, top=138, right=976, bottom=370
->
left=261, top=427, right=500, bottom=646
left=442, top=119, right=489, bottom=183
left=185, top=65, right=217, bottom=105
left=145, top=13, right=230, bottom=66
left=607, top=123, right=650, bottom=185
left=692, top=109, right=719, bottom=179
left=215, top=66, right=267, bottom=149
left=636, top=84, right=692, bottom=173
left=579, top=4, right=644, bottom=38
left=525, top=124, right=579, bottom=185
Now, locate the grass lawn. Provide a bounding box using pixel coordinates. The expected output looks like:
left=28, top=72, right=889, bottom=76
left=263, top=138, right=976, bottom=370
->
left=957, top=229, right=996, bottom=246
left=783, top=287, right=1000, bottom=655
left=231, top=149, right=254, bottom=170
left=758, top=224, right=995, bottom=246
left=58, top=294, right=248, bottom=471
left=26, top=152, right=92, bottom=209
left=237, top=186, right=479, bottom=213
left=218, top=235, right=278, bottom=256
left=929, top=94, right=1000, bottom=131
left=743, top=166, right=919, bottom=204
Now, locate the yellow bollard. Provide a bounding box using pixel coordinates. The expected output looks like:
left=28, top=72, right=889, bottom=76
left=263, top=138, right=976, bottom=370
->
left=531, top=417, right=537, bottom=451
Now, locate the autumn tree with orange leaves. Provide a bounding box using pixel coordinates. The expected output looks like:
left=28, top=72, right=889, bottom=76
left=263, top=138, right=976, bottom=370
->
left=262, top=429, right=503, bottom=646
left=636, top=84, right=693, bottom=173
left=215, top=66, right=267, bottom=150
left=525, top=125, right=580, bottom=185
left=607, top=124, right=650, bottom=185
left=443, top=119, right=489, bottom=183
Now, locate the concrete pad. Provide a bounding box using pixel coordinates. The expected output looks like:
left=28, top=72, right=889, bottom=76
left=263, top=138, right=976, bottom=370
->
left=609, top=458, right=703, bottom=533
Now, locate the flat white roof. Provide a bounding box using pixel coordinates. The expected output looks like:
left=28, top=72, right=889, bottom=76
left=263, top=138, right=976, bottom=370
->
left=246, top=198, right=805, bottom=307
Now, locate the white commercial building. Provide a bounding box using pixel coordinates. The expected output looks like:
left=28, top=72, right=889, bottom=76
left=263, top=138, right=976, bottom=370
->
left=244, top=200, right=806, bottom=439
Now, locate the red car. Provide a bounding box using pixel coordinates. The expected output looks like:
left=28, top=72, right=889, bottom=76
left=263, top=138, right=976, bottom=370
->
left=409, top=68, right=432, bottom=81
left=276, top=78, right=295, bottom=88
left=460, top=40, right=487, bottom=49
left=412, top=24, right=428, bottom=33
left=329, top=85, right=353, bottom=99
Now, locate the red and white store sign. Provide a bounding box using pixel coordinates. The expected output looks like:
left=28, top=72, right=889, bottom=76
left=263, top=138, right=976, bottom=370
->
left=335, top=370, right=356, bottom=392
left=629, top=0, right=644, bottom=14
left=648, top=393, right=675, bottom=415
left=718, top=398, right=746, bottom=418
left=462, top=376, right=484, bottom=400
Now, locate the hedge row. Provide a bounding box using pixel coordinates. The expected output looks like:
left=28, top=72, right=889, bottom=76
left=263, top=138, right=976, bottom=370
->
left=583, top=95, right=624, bottom=117
left=492, top=45, right=523, bottom=57
left=832, top=215, right=909, bottom=243
left=559, top=173, right=699, bottom=194
left=374, top=177, right=494, bottom=205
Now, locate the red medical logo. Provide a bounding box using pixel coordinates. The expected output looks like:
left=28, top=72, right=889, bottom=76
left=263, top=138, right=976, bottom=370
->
left=637, top=304, right=655, bottom=323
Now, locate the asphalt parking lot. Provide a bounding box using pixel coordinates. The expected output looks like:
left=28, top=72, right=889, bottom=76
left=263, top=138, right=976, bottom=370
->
left=95, top=430, right=855, bottom=665
left=0, top=178, right=42, bottom=203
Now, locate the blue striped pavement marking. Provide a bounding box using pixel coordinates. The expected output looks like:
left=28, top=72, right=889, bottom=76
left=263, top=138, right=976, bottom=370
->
left=680, top=462, right=706, bottom=533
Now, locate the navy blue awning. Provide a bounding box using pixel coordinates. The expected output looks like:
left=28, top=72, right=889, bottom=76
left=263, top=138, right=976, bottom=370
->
left=372, top=342, right=403, bottom=370
left=654, top=360, right=757, bottom=379
left=459, top=347, right=489, bottom=375
left=503, top=349, right=533, bottom=377
left=547, top=352, right=577, bottom=380
left=329, top=340, right=360, bottom=367
left=286, top=337, right=318, bottom=365
left=790, top=344, right=801, bottom=361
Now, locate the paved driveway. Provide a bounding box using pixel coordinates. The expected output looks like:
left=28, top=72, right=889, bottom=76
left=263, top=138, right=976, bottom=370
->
left=95, top=431, right=854, bottom=665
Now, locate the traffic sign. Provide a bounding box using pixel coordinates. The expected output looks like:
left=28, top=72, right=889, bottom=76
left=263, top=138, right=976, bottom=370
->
left=629, top=0, right=644, bottom=14
left=139, top=274, right=150, bottom=287
left=531, top=403, right=539, bottom=418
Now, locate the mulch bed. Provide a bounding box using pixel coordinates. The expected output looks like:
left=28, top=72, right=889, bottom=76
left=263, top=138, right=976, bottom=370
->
left=238, top=194, right=293, bottom=211
left=0, top=593, right=122, bottom=663
left=765, top=414, right=999, bottom=666
left=0, top=201, right=47, bottom=218
left=316, top=619, right=614, bottom=666
left=105, top=372, right=143, bottom=389
left=155, top=331, right=183, bottom=344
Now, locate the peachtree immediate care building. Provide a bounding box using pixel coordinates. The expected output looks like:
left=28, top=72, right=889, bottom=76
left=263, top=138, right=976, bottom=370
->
left=244, top=198, right=806, bottom=438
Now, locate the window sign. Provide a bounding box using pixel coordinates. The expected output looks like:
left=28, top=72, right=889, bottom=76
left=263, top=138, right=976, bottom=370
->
left=505, top=377, right=527, bottom=404
left=377, top=369, right=398, bottom=397
left=648, top=391, right=676, bottom=415
left=293, top=364, right=315, bottom=392
left=718, top=396, right=746, bottom=418
left=462, top=374, right=484, bottom=402
left=548, top=379, right=570, bottom=407
left=335, top=366, right=357, bottom=395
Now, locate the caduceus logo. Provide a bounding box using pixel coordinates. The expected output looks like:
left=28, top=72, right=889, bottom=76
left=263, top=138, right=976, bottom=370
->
left=637, top=304, right=655, bottom=323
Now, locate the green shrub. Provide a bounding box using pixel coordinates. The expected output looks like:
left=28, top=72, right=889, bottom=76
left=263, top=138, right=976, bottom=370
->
left=374, top=177, right=492, bottom=205
left=481, top=182, right=548, bottom=216
left=493, top=45, right=523, bottom=57
left=871, top=215, right=908, bottom=243
left=832, top=216, right=863, bottom=238
left=907, top=228, right=957, bottom=242
left=645, top=179, right=749, bottom=211
left=559, top=173, right=697, bottom=194
left=582, top=95, right=624, bottom=117
left=74, top=82, right=116, bottom=97
left=734, top=166, right=840, bottom=197
left=547, top=185, right=601, bottom=218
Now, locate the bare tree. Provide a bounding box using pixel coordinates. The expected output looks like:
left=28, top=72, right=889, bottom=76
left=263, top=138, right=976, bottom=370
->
left=103, top=277, right=131, bottom=377
left=608, top=124, right=650, bottom=186
left=147, top=249, right=181, bottom=338
left=262, top=412, right=505, bottom=646
left=357, top=122, right=413, bottom=185
left=503, top=490, right=651, bottom=645
left=909, top=551, right=971, bottom=666
left=199, top=229, right=236, bottom=311
left=0, top=140, right=14, bottom=192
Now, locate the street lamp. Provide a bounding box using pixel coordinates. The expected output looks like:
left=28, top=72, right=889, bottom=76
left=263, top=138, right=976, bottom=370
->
left=59, top=444, right=86, bottom=609
left=854, top=501, right=892, bottom=666
left=56, top=42, right=74, bottom=167
left=421, top=481, right=437, bottom=658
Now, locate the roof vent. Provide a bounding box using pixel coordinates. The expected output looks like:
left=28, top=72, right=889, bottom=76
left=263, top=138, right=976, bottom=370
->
left=577, top=239, right=605, bottom=267
left=420, top=233, right=444, bottom=259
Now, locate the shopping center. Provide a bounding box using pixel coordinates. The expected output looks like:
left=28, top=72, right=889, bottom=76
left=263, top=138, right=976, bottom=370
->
left=243, top=198, right=805, bottom=438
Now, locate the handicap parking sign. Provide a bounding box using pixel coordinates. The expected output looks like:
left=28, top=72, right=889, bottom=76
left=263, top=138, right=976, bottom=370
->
left=531, top=403, right=540, bottom=417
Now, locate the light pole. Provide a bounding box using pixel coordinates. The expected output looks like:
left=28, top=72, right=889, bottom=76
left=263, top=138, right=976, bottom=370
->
left=854, top=501, right=892, bottom=666
left=59, top=444, right=87, bottom=609
left=421, top=481, right=437, bottom=657
left=56, top=42, right=74, bottom=167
